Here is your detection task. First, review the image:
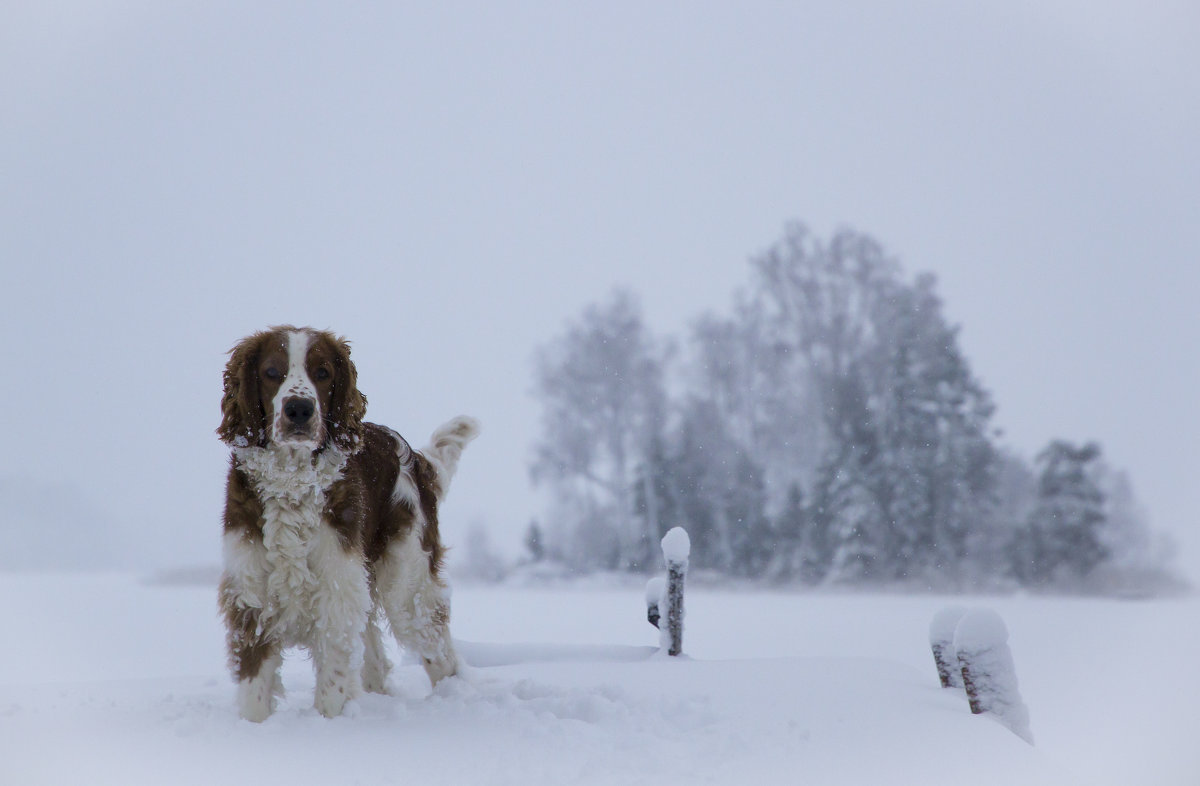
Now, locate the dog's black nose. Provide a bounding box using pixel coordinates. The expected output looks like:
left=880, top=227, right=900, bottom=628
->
left=283, top=397, right=315, bottom=425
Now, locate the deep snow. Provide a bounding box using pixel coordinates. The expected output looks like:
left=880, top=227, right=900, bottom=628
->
left=0, top=574, right=1195, bottom=785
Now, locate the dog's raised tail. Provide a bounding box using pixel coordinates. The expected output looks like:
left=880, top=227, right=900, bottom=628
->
left=421, top=416, right=480, bottom=499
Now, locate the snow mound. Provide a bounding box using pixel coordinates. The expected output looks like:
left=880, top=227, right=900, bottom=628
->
left=644, top=576, right=666, bottom=606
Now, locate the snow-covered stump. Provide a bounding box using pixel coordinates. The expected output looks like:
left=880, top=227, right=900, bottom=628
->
left=929, top=606, right=968, bottom=689
left=953, top=608, right=1034, bottom=744
left=644, top=576, right=665, bottom=630
left=659, top=527, right=690, bottom=657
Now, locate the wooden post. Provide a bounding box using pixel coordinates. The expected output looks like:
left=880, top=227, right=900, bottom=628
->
left=929, top=606, right=967, bottom=689
left=664, top=562, right=685, bottom=656
left=960, top=659, right=986, bottom=714
left=953, top=608, right=1033, bottom=744
left=660, top=528, right=690, bottom=657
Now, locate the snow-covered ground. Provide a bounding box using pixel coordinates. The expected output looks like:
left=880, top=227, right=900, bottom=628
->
left=0, top=573, right=1194, bottom=785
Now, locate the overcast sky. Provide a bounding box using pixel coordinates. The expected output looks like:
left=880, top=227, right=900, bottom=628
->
left=2, top=1, right=1197, bottom=577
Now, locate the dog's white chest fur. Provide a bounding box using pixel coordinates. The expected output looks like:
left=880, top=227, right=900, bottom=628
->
left=233, top=446, right=350, bottom=643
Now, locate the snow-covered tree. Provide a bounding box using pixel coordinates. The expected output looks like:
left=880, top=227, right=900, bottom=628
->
left=1011, top=441, right=1108, bottom=586
left=529, top=222, right=1168, bottom=594
left=523, top=520, right=546, bottom=563
left=751, top=224, right=998, bottom=586
left=862, top=273, right=997, bottom=584
left=687, top=296, right=819, bottom=506
left=964, top=449, right=1036, bottom=589
left=767, top=482, right=833, bottom=584
left=661, top=399, right=739, bottom=572
left=530, top=289, right=670, bottom=570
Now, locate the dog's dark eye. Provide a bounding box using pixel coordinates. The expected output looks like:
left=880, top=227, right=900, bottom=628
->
left=316, top=367, right=330, bottom=381
left=264, top=367, right=282, bottom=381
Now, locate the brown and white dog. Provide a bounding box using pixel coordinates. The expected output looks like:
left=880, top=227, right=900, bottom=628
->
left=216, top=325, right=478, bottom=721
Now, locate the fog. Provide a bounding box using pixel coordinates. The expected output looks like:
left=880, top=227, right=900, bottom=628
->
left=2, top=1, right=1197, bottom=578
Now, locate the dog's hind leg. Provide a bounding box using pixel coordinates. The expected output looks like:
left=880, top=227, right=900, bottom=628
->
left=416, top=615, right=459, bottom=687
left=375, top=531, right=460, bottom=689
left=361, top=609, right=391, bottom=694
left=393, top=591, right=459, bottom=688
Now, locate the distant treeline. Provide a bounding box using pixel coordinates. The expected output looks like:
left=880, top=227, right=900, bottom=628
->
left=519, top=223, right=1180, bottom=594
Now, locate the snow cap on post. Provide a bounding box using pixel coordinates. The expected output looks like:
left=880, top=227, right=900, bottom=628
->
left=929, top=606, right=968, bottom=688
left=661, top=527, right=691, bottom=566
left=953, top=608, right=1033, bottom=744
left=953, top=608, right=1009, bottom=652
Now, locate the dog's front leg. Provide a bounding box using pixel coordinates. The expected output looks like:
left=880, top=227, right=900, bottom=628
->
left=236, top=649, right=283, bottom=722
left=311, top=526, right=372, bottom=718
left=220, top=531, right=285, bottom=723
left=313, top=644, right=359, bottom=718
left=220, top=573, right=283, bottom=722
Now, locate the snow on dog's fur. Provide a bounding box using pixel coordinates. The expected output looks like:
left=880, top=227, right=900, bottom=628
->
left=217, top=325, right=478, bottom=721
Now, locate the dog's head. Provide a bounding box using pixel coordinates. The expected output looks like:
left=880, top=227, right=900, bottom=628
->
left=217, top=326, right=366, bottom=453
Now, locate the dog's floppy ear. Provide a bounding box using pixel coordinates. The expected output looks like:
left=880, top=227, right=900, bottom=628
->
left=217, top=333, right=267, bottom=447
left=326, top=333, right=367, bottom=453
